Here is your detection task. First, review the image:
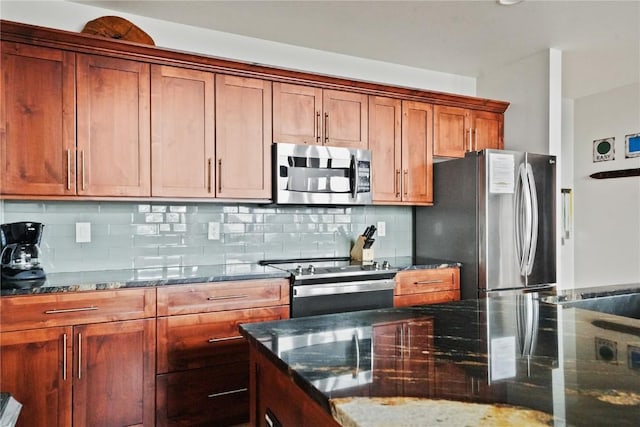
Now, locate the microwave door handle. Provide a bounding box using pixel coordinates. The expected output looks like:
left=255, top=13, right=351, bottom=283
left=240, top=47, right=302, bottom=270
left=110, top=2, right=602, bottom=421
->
left=350, top=154, right=358, bottom=198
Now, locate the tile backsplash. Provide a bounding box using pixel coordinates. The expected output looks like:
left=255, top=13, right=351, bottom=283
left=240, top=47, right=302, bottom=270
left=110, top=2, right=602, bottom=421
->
left=0, top=201, right=413, bottom=273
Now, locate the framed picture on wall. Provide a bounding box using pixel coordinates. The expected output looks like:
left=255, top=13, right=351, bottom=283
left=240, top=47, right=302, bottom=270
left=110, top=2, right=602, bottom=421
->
left=593, top=137, right=615, bottom=162
left=625, top=133, right=640, bottom=158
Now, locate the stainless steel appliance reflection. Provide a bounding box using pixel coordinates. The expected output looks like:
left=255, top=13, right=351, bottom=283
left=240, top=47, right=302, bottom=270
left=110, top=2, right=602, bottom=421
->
left=274, top=327, right=373, bottom=393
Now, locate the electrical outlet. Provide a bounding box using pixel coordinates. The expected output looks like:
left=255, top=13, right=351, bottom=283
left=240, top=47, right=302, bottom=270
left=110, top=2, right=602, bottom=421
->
left=207, top=222, right=220, bottom=240
left=75, top=222, right=91, bottom=243
left=377, top=221, right=386, bottom=237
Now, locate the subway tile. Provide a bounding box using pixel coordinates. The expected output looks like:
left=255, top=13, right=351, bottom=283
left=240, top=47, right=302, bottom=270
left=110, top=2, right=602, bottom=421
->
left=283, top=223, right=318, bottom=233
left=145, top=213, right=164, bottom=223
left=45, top=202, right=100, bottom=214
left=138, top=204, right=151, bottom=213
left=151, top=205, right=167, bottom=213
left=99, top=203, right=136, bottom=214
left=169, top=205, right=187, bottom=213
left=3, top=201, right=46, bottom=213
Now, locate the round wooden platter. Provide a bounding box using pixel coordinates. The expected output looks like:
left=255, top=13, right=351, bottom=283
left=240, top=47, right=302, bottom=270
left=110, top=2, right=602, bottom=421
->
left=81, top=16, right=155, bottom=45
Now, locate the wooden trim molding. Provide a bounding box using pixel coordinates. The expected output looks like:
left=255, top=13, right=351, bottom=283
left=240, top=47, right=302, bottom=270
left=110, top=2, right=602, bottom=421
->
left=0, top=19, right=509, bottom=113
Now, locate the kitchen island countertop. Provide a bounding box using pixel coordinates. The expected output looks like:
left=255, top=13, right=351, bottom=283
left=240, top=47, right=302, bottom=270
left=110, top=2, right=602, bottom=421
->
left=240, top=294, right=640, bottom=426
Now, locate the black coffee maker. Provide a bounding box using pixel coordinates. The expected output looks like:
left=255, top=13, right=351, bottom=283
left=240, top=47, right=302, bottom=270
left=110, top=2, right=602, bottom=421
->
left=1, top=222, right=46, bottom=289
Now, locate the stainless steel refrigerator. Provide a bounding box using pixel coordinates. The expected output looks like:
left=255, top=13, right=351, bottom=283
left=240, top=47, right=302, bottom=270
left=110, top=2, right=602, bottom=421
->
left=415, top=149, right=556, bottom=299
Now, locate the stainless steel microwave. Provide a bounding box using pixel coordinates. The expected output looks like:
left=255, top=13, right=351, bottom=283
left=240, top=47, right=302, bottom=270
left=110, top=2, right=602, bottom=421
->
left=273, top=143, right=372, bottom=205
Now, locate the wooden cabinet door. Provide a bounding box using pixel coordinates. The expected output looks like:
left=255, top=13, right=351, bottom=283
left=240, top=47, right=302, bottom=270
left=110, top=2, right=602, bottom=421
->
left=273, top=82, right=322, bottom=145
left=0, top=327, right=72, bottom=427
left=433, top=105, right=469, bottom=158
left=323, top=89, right=368, bottom=148
left=0, top=42, right=76, bottom=196
left=73, top=319, right=155, bottom=427
left=401, top=101, right=433, bottom=204
left=472, top=110, right=503, bottom=151
left=215, top=75, right=272, bottom=199
left=76, top=54, right=150, bottom=197
left=151, top=65, right=215, bottom=197
left=369, top=96, right=402, bottom=203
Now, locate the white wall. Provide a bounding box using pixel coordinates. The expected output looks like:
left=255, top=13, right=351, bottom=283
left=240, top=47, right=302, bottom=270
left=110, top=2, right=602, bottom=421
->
left=573, top=83, right=640, bottom=287
left=560, top=98, right=575, bottom=289
left=476, top=50, right=551, bottom=154
left=0, top=0, right=475, bottom=96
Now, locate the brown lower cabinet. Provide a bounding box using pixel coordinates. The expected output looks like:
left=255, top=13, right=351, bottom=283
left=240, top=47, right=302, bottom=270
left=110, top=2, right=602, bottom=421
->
left=156, top=279, right=290, bottom=426
left=0, top=288, right=157, bottom=427
left=394, top=267, right=460, bottom=307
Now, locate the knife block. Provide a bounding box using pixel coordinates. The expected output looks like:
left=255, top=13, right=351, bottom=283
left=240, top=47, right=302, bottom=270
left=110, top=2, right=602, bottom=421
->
left=350, top=236, right=374, bottom=262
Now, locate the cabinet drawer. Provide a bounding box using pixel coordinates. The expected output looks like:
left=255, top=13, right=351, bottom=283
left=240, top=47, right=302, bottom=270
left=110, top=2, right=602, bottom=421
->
left=395, top=268, right=459, bottom=296
left=156, top=279, right=289, bottom=316
left=0, top=288, right=156, bottom=332
left=156, top=363, right=249, bottom=427
left=157, top=305, right=288, bottom=373
left=394, top=290, right=460, bottom=307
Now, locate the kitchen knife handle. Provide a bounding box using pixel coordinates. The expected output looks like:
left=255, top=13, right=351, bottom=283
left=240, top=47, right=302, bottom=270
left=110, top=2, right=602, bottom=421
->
left=395, top=169, right=401, bottom=197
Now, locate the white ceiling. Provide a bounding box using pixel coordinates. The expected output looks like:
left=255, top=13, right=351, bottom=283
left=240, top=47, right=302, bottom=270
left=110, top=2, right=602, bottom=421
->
left=73, top=0, right=640, bottom=99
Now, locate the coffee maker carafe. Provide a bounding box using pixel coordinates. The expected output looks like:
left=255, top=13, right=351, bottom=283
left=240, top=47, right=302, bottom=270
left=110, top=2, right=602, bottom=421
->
left=1, top=222, right=46, bottom=288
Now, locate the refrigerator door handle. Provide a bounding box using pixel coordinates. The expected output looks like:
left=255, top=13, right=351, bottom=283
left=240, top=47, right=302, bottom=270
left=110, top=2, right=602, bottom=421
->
left=525, top=163, right=539, bottom=276
left=515, top=163, right=532, bottom=276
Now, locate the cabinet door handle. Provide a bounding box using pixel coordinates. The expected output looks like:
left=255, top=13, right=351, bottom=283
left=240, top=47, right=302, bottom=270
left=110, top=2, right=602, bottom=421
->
left=316, top=111, right=321, bottom=143
left=66, top=149, right=72, bottom=190
left=207, top=158, right=213, bottom=193
left=413, top=279, right=444, bottom=285
left=81, top=150, right=86, bottom=191
left=77, top=332, right=82, bottom=379
left=45, top=306, right=98, bottom=314
left=395, top=169, right=401, bottom=198
left=324, top=112, right=329, bottom=144
left=474, top=128, right=478, bottom=151
left=217, top=159, right=222, bottom=193
left=403, top=170, right=408, bottom=196
left=62, top=333, right=68, bottom=381
left=207, top=294, right=248, bottom=301
left=207, top=387, right=248, bottom=399
left=207, top=335, right=243, bottom=344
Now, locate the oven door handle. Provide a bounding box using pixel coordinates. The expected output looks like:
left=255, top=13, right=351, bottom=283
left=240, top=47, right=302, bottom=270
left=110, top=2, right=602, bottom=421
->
left=293, top=279, right=395, bottom=298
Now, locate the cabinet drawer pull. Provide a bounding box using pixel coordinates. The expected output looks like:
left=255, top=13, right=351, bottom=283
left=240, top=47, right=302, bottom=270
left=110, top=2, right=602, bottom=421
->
left=207, top=158, right=213, bottom=193
left=44, top=306, right=98, bottom=314
left=62, top=333, right=68, bottom=381
left=316, top=111, right=321, bottom=143
left=66, top=149, right=72, bottom=190
left=81, top=150, right=86, bottom=191
left=217, top=159, right=222, bottom=193
left=207, top=387, right=248, bottom=399
left=207, top=335, right=243, bottom=344
left=206, top=294, right=248, bottom=301
left=413, top=279, right=444, bottom=285
left=324, top=112, right=329, bottom=143
left=77, top=332, right=82, bottom=379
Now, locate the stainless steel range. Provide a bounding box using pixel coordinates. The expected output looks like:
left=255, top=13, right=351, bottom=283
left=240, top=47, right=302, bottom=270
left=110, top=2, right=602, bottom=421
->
left=260, top=257, right=397, bottom=318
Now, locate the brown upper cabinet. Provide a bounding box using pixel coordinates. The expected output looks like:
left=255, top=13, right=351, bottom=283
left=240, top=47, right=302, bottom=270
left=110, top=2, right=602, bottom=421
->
left=215, top=75, right=272, bottom=199
left=0, top=42, right=76, bottom=196
left=151, top=65, right=216, bottom=198
left=76, top=54, right=151, bottom=197
left=369, top=97, right=433, bottom=205
left=273, top=82, right=368, bottom=149
left=433, top=105, right=503, bottom=158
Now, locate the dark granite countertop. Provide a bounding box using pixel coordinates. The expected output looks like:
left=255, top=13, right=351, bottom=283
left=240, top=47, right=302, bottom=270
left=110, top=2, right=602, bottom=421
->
left=0, top=256, right=460, bottom=296
left=240, top=294, right=640, bottom=426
